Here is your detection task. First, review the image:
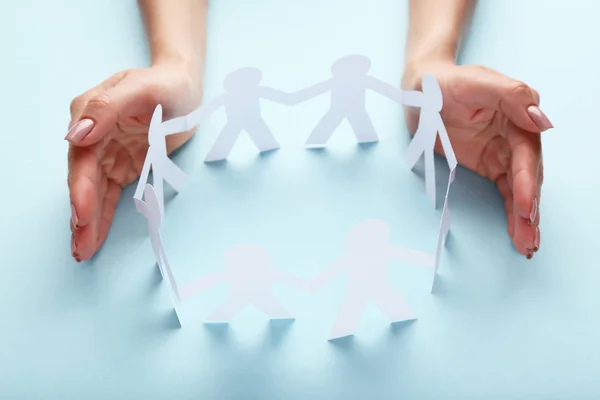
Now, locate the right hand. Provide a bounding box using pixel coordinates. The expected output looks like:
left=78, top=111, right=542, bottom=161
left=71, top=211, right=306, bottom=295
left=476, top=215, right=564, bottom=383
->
left=66, top=63, right=203, bottom=262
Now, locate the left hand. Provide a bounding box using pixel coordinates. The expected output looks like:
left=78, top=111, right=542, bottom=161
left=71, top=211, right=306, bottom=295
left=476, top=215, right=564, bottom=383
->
left=402, top=62, right=553, bottom=259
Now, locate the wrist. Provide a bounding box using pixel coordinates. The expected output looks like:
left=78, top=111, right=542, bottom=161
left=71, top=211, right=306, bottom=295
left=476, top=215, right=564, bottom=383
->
left=151, top=50, right=204, bottom=83
left=402, top=57, right=454, bottom=92
left=405, top=33, right=459, bottom=68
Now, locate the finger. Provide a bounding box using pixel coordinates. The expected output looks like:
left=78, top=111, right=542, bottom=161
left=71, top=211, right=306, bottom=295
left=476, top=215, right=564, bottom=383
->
left=96, top=180, right=122, bottom=254
left=502, top=169, right=530, bottom=255
left=74, top=172, right=107, bottom=261
left=533, top=163, right=543, bottom=252
left=457, top=66, right=553, bottom=133
left=507, top=121, right=541, bottom=256
left=496, top=174, right=515, bottom=239
left=68, top=146, right=99, bottom=230
left=68, top=145, right=102, bottom=261
left=65, top=72, right=156, bottom=147
left=68, top=71, right=127, bottom=129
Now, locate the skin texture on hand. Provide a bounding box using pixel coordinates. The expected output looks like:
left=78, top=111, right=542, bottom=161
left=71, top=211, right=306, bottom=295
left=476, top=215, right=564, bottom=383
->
left=402, top=61, right=551, bottom=259
left=65, top=0, right=207, bottom=262
left=66, top=64, right=202, bottom=262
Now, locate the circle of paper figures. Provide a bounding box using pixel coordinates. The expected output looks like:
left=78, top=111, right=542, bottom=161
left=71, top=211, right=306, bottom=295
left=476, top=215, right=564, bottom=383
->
left=132, top=54, right=457, bottom=340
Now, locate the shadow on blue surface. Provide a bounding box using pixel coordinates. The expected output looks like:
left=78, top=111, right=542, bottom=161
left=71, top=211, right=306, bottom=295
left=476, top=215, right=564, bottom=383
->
left=265, top=319, right=295, bottom=348
left=161, top=309, right=182, bottom=330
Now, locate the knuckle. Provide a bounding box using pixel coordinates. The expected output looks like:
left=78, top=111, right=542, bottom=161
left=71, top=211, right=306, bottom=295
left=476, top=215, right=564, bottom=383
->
left=475, top=65, right=493, bottom=74
left=509, top=81, right=531, bottom=97
left=88, top=92, right=113, bottom=109
left=69, top=94, right=86, bottom=115
left=531, top=88, right=541, bottom=103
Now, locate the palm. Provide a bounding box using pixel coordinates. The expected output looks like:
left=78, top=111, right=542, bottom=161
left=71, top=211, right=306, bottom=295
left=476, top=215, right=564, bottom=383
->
left=68, top=66, right=201, bottom=261
left=402, top=63, right=545, bottom=257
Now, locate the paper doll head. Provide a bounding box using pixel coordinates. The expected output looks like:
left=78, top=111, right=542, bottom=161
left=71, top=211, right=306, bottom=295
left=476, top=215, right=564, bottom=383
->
left=344, top=219, right=390, bottom=254
left=224, top=244, right=270, bottom=273
left=148, top=104, right=164, bottom=148
left=331, top=54, right=371, bottom=78
left=421, top=74, right=443, bottom=112
left=223, top=67, right=263, bottom=93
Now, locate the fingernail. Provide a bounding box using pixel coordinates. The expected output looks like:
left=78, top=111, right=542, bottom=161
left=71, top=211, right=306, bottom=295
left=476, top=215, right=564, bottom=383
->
left=527, top=105, right=553, bottom=131
left=529, top=196, right=538, bottom=224
left=65, top=118, right=94, bottom=142
left=71, top=234, right=79, bottom=258
left=534, top=226, right=540, bottom=252
left=70, top=204, right=79, bottom=229
left=526, top=249, right=533, bottom=260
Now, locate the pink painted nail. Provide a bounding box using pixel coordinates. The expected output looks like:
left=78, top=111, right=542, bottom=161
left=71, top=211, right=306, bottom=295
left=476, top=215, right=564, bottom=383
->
left=527, top=105, right=553, bottom=132
left=71, top=234, right=79, bottom=258
left=65, top=119, right=94, bottom=142
left=534, top=226, right=540, bottom=252
left=71, top=204, right=79, bottom=229
left=529, top=197, right=538, bottom=224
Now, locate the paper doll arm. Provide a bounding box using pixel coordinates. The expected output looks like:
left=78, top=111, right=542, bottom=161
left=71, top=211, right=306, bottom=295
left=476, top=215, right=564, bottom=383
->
left=286, top=79, right=332, bottom=105
left=179, top=270, right=228, bottom=301
left=401, top=90, right=424, bottom=107
left=437, top=116, right=458, bottom=170
left=308, top=257, right=347, bottom=292
left=269, top=268, right=307, bottom=289
left=365, top=76, right=404, bottom=104
left=365, top=76, right=425, bottom=107
left=160, top=115, right=189, bottom=136
left=178, top=94, right=228, bottom=131
left=257, top=87, right=297, bottom=106
left=387, top=245, right=435, bottom=268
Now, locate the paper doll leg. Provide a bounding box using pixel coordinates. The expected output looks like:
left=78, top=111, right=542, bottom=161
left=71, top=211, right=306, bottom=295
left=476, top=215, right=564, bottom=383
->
left=134, top=158, right=152, bottom=200
left=328, top=293, right=368, bottom=340
left=205, top=297, right=249, bottom=323
left=346, top=111, right=378, bottom=143
left=371, top=283, right=415, bottom=323
left=152, top=169, right=165, bottom=217
left=205, top=122, right=243, bottom=162
left=252, top=293, right=294, bottom=320
left=405, top=131, right=426, bottom=169
left=150, top=233, right=165, bottom=280
left=245, top=117, right=280, bottom=153
left=424, top=148, right=436, bottom=207
left=160, top=240, right=180, bottom=300
left=305, top=109, right=344, bottom=147
left=162, top=157, right=187, bottom=193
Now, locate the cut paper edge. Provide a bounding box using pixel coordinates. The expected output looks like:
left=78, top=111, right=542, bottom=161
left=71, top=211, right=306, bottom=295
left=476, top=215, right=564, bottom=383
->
left=431, top=166, right=456, bottom=292
left=130, top=58, right=461, bottom=338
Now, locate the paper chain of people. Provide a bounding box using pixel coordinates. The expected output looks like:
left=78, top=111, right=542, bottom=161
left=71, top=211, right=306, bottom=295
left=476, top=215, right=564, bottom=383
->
left=133, top=55, right=457, bottom=340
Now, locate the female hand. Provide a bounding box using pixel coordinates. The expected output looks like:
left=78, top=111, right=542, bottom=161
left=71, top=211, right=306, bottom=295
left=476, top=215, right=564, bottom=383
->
left=402, top=62, right=553, bottom=259
left=66, top=63, right=202, bottom=262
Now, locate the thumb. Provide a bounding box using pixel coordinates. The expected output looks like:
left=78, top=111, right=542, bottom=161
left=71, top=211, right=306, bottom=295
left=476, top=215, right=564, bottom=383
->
left=65, top=72, right=156, bottom=146
left=459, top=66, right=553, bottom=133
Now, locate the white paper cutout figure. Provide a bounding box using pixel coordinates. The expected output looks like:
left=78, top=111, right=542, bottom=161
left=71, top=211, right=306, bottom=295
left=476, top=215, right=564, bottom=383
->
left=135, top=183, right=182, bottom=324
left=405, top=74, right=457, bottom=208
left=308, top=219, right=434, bottom=340
left=284, top=54, right=425, bottom=147
left=431, top=167, right=456, bottom=291
left=134, top=104, right=188, bottom=218
left=180, top=244, right=305, bottom=322
left=160, top=68, right=298, bottom=163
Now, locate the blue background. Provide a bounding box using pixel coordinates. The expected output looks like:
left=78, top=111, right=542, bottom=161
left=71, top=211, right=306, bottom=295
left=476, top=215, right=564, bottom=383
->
left=1, top=0, right=599, bottom=398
